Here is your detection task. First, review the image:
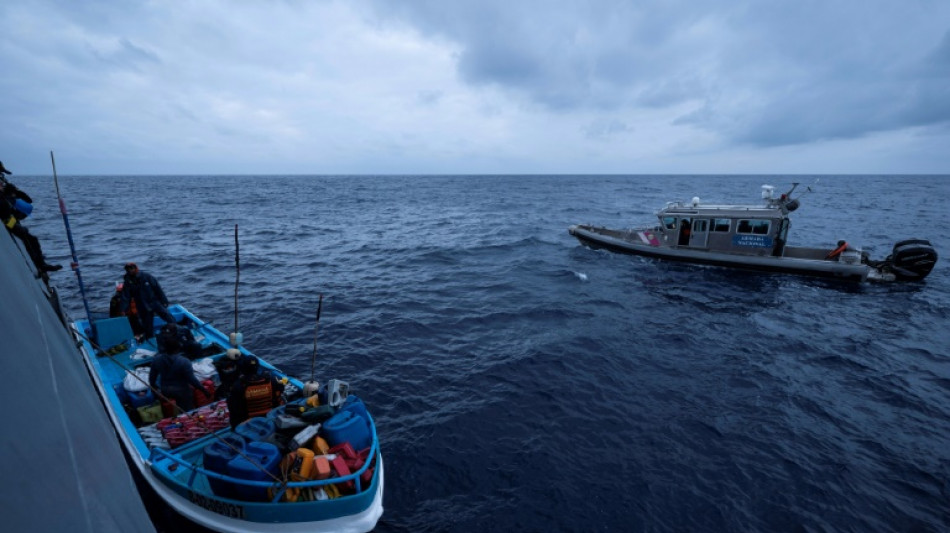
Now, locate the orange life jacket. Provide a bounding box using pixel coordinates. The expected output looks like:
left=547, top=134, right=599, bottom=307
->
left=244, top=378, right=275, bottom=418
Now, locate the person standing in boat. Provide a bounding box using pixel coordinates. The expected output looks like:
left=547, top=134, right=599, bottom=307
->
left=119, top=262, right=175, bottom=340
left=678, top=219, right=692, bottom=246
left=226, top=356, right=285, bottom=428
left=0, top=161, right=63, bottom=274
left=148, top=324, right=207, bottom=412
left=109, top=281, right=146, bottom=337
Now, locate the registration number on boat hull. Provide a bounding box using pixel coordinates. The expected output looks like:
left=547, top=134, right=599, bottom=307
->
left=189, top=491, right=245, bottom=519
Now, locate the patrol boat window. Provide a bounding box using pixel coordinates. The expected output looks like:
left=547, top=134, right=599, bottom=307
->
left=712, top=219, right=731, bottom=232
left=737, top=219, right=771, bottom=235
left=662, top=217, right=677, bottom=230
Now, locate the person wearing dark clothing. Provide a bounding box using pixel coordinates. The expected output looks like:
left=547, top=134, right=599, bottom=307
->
left=0, top=161, right=62, bottom=274
left=174, top=326, right=203, bottom=359
left=226, top=356, right=285, bottom=428
left=119, top=262, right=175, bottom=340
left=148, top=329, right=206, bottom=412
left=678, top=218, right=692, bottom=246
left=213, top=349, right=253, bottom=401
left=156, top=322, right=202, bottom=359
left=109, top=281, right=146, bottom=336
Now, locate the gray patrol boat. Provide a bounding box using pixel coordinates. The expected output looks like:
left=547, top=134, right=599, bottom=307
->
left=569, top=184, right=937, bottom=283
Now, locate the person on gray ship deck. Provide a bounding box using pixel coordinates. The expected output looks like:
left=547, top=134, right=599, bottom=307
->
left=0, top=160, right=62, bottom=274
left=119, top=262, right=175, bottom=340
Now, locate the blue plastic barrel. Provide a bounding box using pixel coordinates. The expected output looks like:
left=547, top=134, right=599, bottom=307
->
left=127, top=388, right=154, bottom=408
left=227, top=441, right=281, bottom=501
left=113, top=383, right=130, bottom=405
left=341, top=395, right=370, bottom=423
left=322, top=409, right=372, bottom=450
left=234, top=417, right=276, bottom=442
left=203, top=434, right=246, bottom=498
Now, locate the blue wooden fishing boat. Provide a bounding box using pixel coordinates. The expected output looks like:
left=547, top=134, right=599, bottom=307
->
left=72, top=304, right=384, bottom=533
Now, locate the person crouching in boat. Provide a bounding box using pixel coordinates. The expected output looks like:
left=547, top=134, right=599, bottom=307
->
left=156, top=319, right=203, bottom=359
left=227, top=356, right=285, bottom=428
left=149, top=325, right=208, bottom=412
left=213, top=348, right=252, bottom=401
left=119, top=262, right=175, bottom=341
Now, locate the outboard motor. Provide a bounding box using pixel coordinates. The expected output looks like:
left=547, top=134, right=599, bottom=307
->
left=885, top=239, right=938, bottom=281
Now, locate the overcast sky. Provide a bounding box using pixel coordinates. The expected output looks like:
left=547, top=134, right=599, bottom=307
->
left=2, top=0, right=948, bottom=175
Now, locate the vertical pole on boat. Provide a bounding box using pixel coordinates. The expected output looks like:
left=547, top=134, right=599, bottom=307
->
left=234, top=224, right=239, bottom=334
left=304, top=294, right=323, bottom=397
left=50, top=151, right=97, bottom=344
left=229, top=224, right=242, bottom=348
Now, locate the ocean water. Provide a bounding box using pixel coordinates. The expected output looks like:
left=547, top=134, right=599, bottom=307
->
left=17, top=174, right=950, bottom=532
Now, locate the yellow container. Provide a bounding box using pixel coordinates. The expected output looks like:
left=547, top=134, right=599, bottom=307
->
left=311, top=436, right=330, bottom=455
left=282, top=449, right=316, bottom=502
left=137, top=402, right=163, bottom=424
left=292, top=449, right=315, bottom=481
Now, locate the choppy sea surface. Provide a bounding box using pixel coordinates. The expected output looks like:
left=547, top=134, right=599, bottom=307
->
left=17, top=174, right=950, bottom=532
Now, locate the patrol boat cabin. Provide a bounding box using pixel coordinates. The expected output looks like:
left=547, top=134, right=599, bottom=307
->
left=569, top=184, right=938, bottom=283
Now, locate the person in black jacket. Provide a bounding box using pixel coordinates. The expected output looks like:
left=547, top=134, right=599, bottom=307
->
left=109, top=281, right=146, bottom=336
left=156, top=322, right=202, bottom=359
left=148, top=326, right=207, bottom=412
left=119, top=262, right=175, bottom=340
left=213, top=349, right=253, bottom=401
left=0, top=161, right=62, bottom=274
left=226, top=356, right=285, bottom=428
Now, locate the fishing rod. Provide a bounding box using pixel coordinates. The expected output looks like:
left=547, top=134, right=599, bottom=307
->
left=51, top=151, right=97, bottom=345
left=304, top=294, right=324, bottom=396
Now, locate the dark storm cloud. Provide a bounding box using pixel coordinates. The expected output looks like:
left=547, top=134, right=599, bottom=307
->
left=367, top=0, right=707, bottom=111
left=366, top=0, right=950, bottom=148
left=2, top=0, right=947, bottom=173
left=696, top=25, right=950, bottom=147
